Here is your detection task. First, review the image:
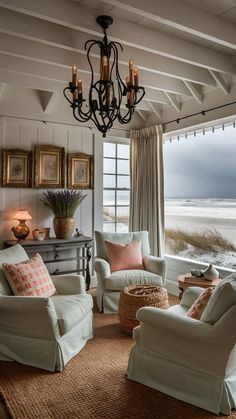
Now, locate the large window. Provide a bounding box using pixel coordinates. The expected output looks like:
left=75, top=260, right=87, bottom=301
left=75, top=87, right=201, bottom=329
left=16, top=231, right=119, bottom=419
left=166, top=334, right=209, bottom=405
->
left=103, top=141, right=130, bottom=232
left=164, top=124, right=236, bottom=269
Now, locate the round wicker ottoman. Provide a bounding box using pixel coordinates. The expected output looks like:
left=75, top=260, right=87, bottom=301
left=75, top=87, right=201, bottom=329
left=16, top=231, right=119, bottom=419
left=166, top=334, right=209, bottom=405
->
left=118, top=285, right=169, bottom=335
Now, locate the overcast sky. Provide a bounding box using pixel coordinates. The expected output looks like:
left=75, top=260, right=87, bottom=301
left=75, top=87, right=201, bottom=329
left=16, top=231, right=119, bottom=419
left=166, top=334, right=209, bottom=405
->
left=164, top=125, right=236, bottom=199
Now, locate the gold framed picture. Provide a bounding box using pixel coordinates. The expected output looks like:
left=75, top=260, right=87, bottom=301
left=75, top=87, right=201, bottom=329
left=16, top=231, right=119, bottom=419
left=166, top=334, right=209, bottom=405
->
left=2, top=149, right=32, bottom=188
left=67, top=153, right=94, bottom=189
left=34, top=145, right=65, bottom=188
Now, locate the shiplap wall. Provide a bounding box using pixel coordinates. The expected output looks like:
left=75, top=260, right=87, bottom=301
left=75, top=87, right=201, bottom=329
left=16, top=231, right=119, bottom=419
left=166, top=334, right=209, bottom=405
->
left=0, top=116, right=99, bottom=248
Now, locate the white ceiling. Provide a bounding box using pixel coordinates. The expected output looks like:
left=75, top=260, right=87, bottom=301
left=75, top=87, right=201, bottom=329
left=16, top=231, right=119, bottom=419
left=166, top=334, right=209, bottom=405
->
left=0, top=0, right=236, bottom=129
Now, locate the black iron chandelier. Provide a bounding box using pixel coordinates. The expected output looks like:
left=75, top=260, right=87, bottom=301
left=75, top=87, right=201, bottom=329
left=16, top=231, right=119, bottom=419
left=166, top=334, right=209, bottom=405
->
left=63, top=15, right=145, bottom=137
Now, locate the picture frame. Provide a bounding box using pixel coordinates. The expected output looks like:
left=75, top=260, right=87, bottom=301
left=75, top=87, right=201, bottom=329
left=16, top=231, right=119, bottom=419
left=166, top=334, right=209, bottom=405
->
left=2, top=149, right=32, bottom=188
left=34, top=145, right=65, bottom=188
left=67, top=153, right=94, bottom=189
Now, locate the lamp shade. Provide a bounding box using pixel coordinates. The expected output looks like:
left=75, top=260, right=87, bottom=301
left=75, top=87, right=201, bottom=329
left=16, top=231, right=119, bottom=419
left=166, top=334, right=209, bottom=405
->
left=13, top=209, right=32, bottom=221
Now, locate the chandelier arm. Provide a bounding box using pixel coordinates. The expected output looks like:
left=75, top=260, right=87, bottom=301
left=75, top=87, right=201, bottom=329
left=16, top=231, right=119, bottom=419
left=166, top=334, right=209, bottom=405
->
left=133, top=87, right=146, bottom=106
left=63, top=87, right=74, bottom=106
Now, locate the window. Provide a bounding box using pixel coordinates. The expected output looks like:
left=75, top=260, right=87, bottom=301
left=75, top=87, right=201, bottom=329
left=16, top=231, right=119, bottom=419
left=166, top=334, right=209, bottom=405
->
left=103, top=141, right=130, bottom=232
left=164, top=124, right=236, bottom=269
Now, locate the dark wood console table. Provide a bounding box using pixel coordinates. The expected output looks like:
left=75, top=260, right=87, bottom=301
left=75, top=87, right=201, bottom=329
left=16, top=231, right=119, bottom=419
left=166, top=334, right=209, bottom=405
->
left=4, top=236, right=93, bottom=291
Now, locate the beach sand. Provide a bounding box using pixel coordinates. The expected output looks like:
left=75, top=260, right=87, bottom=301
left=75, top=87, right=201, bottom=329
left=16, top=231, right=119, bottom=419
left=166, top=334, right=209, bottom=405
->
left=166, top=214, right=236, bottom=246
left=165, top=214, right=236, bottom=268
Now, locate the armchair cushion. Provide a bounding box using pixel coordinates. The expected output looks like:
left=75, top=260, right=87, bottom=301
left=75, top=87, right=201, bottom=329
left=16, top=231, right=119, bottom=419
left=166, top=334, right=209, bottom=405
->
left=95, top=230, right=150, bottom=261
left=201, top=272, right=236, bottom=324
left=106, top=269, right=163, bottom=291
left=0, top=244, right=29, bottom=295
left=186, top=287, right=214, bottom=320
left=52, top=294, right=93, bottom=335
left=2, top=254, right=56, bottom=297
left=104, top=239, right=144, bottom=272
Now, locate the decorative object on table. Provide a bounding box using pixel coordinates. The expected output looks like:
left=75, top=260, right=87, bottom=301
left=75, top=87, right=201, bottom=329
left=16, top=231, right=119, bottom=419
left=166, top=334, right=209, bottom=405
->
left=34, top=145, right=65, bottom=188
left=119, top=285, right=169, bottom=335
left=2, top=149, right=32, bottom=188
left=63, top=15, right=145, bottom=138
left=190, top=269, right=204, bottom=278
left=12, top=209, right=32, bottom=240
left=203, top=264, right=220, bottom=280
left=32, top=229, right=46, bottom=241
left=74, top=228, right=84, bottom=237
left=40, top=189, right=87, bottom=239
left=67, top=153, right=94, bottom=189
left=40, top=227, right=50, bottom=239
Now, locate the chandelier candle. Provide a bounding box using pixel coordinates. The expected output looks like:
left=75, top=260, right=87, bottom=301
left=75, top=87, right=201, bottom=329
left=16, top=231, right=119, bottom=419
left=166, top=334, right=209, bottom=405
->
left=64, top=15, right=145, bottom=137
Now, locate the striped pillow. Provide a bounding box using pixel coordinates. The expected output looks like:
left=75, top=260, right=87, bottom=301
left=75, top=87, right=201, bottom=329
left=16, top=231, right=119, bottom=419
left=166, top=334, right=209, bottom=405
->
left=2, top=253, right=56, bottom=297
left=186, top=287, right=214, bottom=320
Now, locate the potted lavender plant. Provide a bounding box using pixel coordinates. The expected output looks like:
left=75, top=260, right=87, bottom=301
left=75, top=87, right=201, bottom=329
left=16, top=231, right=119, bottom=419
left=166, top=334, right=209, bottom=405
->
left=40, top=190, right=87, bottom=239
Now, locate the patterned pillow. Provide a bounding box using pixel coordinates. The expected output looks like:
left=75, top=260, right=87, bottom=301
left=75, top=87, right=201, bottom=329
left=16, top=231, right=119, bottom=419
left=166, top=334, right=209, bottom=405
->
left=186, top=287, right=214, bottom=320
left=104, top=239, right=144, bottom=272
left=2, top=254, right=56, bottom=297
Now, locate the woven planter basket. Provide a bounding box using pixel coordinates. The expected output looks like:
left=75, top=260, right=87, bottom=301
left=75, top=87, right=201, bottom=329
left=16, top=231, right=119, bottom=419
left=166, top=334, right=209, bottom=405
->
left=118, top=285, right=169, bottom=335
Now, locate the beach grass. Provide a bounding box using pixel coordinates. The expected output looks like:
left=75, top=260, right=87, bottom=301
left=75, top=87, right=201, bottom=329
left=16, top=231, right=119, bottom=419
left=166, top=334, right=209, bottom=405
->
left=165, top=227, right=236, bottom=254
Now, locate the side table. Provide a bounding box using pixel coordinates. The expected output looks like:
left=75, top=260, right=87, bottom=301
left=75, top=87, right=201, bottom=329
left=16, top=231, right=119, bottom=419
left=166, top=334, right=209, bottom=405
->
left=178, top=273, right=221, bottom=300
left=4, top=236, right=93, bottom=291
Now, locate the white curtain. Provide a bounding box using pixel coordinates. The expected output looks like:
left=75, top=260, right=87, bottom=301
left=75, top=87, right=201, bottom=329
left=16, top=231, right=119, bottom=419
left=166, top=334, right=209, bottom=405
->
left=129, top=125, right=164, bottom=257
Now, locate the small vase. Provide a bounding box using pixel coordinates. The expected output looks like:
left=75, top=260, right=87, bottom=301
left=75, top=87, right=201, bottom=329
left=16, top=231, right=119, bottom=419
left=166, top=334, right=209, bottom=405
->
left=53, top=217, right=75, bottom=239
left=203, top=264, right=219, bottom=280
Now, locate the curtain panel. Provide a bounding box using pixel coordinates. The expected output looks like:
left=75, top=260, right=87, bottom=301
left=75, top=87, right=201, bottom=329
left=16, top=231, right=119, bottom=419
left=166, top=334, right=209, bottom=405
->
left=129, top=125, right=164, bottom=257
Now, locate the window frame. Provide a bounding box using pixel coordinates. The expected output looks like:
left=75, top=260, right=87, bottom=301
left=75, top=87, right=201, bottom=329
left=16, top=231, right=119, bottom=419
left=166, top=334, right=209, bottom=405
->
left=103, top=138, right=130, bottom=233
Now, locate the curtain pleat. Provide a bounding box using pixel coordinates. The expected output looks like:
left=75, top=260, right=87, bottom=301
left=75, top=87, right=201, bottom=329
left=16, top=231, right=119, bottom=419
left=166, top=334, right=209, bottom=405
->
left=129, top=125, right=164, bottom=257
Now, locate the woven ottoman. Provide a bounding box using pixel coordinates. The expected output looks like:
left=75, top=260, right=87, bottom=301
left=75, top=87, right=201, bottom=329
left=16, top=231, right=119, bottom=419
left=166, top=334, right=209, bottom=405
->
left=118, top=284, right=169, bottom=335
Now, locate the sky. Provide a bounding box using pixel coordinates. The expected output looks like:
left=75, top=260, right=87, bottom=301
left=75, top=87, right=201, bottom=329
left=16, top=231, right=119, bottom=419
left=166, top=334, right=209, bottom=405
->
left=164, top=125, right=236, bottom=199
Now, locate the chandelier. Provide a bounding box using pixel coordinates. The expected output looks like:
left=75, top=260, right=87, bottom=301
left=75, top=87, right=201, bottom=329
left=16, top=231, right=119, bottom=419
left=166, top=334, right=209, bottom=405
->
left=63, top=15, right=145, bottom=137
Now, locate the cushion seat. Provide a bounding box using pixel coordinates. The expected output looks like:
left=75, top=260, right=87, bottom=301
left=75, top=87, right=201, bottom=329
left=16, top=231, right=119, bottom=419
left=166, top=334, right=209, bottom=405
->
left=105, top=269, right=163, bottom=291
left=52, top=294, right=93, bottom=335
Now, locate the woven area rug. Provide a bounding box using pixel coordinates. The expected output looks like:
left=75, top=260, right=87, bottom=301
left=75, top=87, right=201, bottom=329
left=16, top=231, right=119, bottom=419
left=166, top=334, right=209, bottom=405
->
left=0, top=304, right=236, bottom=419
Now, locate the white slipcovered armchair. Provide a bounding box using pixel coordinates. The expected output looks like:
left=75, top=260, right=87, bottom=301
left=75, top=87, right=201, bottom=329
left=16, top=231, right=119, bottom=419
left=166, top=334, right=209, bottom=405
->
left=94, top=231, right=166, bottom=313
left=0, top=244, right=93, bottom=371
left=127, top=273, right=236, bottom=415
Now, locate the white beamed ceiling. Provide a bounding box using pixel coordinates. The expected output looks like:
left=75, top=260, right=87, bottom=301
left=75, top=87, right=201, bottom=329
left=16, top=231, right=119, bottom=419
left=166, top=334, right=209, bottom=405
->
left=0, top=0, right=236, bottom=132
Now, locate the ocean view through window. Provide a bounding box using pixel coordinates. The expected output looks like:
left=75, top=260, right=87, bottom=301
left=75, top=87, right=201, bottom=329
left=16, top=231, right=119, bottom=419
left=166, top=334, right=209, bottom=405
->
left=103, top=141, right=130, bottom=232
left=164, top=124, right=236, bottom=269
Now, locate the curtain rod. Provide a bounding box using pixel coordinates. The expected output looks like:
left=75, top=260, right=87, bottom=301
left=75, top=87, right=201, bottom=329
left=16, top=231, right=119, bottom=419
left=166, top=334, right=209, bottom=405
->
left=162, top=100, right=236, bottom=126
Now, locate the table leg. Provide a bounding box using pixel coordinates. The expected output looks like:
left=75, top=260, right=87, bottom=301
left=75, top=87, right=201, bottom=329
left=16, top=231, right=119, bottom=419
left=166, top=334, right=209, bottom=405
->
left=86, top=246, right=92, bottom=291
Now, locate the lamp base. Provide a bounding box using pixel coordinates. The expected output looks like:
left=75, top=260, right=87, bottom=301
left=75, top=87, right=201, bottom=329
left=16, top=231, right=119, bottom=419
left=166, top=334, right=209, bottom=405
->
left=12, top=223, right=30, bottom=240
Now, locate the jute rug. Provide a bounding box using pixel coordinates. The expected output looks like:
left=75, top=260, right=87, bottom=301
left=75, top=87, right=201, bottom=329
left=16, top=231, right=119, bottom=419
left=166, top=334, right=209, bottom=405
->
left=0, top=301, right=235, bottom=419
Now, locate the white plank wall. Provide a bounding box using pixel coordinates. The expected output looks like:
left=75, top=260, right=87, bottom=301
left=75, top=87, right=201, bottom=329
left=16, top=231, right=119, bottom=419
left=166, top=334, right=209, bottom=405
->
left=0, top=116, right=95, bottom=249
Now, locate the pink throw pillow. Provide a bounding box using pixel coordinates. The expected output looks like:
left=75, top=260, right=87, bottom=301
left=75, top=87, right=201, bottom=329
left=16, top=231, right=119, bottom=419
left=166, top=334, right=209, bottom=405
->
left=104, top=240, right=144, bottom=272
left=2, top=253, right=56, bottom=297
left=186, top=287, right=214, bottom=320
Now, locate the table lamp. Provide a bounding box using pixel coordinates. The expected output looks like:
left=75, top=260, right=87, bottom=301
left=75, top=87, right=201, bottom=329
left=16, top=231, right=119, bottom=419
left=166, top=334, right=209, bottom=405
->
left=12, top=209, right=32, bottom=240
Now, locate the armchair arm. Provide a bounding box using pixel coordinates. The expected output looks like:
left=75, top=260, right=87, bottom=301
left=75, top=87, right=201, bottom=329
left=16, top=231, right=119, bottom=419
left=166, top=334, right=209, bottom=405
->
left=136, top=306, right=233, bottom=376
left=143, top=255, right=166, bottom=285
left=51, top=274, right=86, bottom=295
left=94, top=257, right=111, bottom=279
left=180, top=286, right=205, bottom=308
left=0, top=296, right=60, bottom=339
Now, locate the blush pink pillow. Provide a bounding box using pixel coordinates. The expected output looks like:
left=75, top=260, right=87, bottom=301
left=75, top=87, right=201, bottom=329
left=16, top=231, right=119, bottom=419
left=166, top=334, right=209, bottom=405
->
left=2, top=253, right=56, bottom=297
left=186, top=287, right=214, bottom=320
left=104, top=240, right=144, bottom=272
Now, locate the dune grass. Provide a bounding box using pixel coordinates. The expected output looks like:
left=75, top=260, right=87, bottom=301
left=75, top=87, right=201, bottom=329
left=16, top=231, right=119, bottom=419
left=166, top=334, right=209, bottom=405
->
left=165, top=227, right=236, bottom=255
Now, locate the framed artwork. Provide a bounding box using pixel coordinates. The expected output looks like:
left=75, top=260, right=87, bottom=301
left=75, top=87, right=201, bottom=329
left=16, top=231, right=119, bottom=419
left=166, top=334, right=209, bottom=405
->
left=34, top=145, right=65, bottom=188
left=2, top=149, right=32, bottom=188
left=67, top=153, right=94, bottom=189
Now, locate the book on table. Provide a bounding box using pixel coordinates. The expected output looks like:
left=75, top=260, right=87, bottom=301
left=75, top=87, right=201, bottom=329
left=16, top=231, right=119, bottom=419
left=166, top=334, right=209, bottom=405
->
left=184, top=275, right=218, bottom=285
